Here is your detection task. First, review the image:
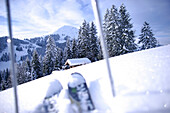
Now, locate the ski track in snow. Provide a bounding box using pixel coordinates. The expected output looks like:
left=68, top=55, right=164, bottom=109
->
left=0, top=45, right=170, bottom=113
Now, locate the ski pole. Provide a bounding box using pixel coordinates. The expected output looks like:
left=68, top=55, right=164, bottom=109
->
left=91, top=0, right=116, bottom=97
left=6, top=0, right=19, bottom=112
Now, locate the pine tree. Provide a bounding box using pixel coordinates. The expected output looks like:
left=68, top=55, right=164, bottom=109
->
left=43, top=52, right=53, bottom=75
left=97, top=39, right=103, bottom=60
left=104, top=6, right=115, bottom=57
left=103, top=5, right=123, bottom=57
left=39, top=55, right=43, bottom=75
left=26, top=57, right=32, bottom=81
left=45, top=36, right=57, bottom=62
left=31, top=50, right=41, bottom=79
left=0, top=71, right=2, bottom=85
left=21, top=61, right=28, bottom=83
left=17, top=63, right=26, bottom=84
left=0, top=70, right=6, bottom=90
left=64, top=38, right=72, bottom=62
left=89, top=21, right=99, bottom=62
left=22, top=59, right=32, bottom=82
left=119, top=4, right=137, bottom=54
left=43, top=36, right=57, bottom=75
left=0, top=71, right=2, bottom=91
left=42, top=58, right=47, bottom=76
left=55, top=47, right=63, bottom=69
left=138, top=21, right=158, bottom=50
left=77, top=26, right=83, bottom=57
left=4, top=68, right=12, bottom=89
left=72, top=38, right=78, bottom=58
left=77, top=20, right=91, bottom=59
left=103, top=8, right=110, bottom=41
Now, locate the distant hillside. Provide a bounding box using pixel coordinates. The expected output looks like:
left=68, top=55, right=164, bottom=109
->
left=0, top=25, right=79, bottom=71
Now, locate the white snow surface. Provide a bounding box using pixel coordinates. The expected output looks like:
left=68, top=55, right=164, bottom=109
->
left=0, top=45, right=170, bottom=113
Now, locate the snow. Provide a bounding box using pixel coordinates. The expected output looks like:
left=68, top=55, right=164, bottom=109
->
left=0, top=45, right=170, bottom=113
left=0, top=61, right=10, bottom=71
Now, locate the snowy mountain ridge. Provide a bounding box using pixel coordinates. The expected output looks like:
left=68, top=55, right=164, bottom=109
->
left=0, top=44, right=170, bottom=113
left=53, top=25, right=79, bottom=41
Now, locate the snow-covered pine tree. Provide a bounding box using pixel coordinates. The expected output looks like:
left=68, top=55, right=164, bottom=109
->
left=119, top=4, right=137, bottom=54
left=43, top=36, right=57, bottom=75
left=84, top=22, right=92, bottom=59
left=55, top=47, right=63, bottom=69
left=103, top=5, right=122, bottom=57
left=103, top=8, right=110, bottom=41
left=0, top=70, right=6, bottom=90
left=97, top=40, right=103, bottom=60
left=72, top=38, right=78, bottom=58
left=0, top=71, right=2, bottom=83
left=17, top=63, right=26, bottom=84
left=25, top=57, right=32, bottom=81
left=77, top=26, right=83, bottom=58
left=103, top=8, right=112, bottom=57
left=4, top=68, right=12, bottom=89
left=43, top=52, right=53, bottom=75
left=21, top=61, right=31, bottom=83
left=39, top=55, right=43, bottom=76
left=31, top=50, right=41, bottom=79
left=77, top=20, right=91, bottom=59
left=0, top=71, right=2, bottom=91
left=59, top=48, right=64, bottom=68
left=138, top=21, right=158, bottom=50
left=89, top=21, right=99, bottom=62
left=42, top=58, right=47, bottom=76
left=64, top=38, right=72, bottom=62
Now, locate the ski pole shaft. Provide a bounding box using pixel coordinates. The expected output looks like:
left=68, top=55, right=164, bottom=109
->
left=6, top=0, right=19, bottom=112
left=91, top=0, right=116, bottom=97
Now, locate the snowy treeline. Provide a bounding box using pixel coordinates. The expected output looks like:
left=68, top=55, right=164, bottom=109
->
left=0, top=69, right=11, bottom=91
left=0, top=4, right=159, bottom=92
left=103, top=4, right=158, bottom=57
left=77, top=20, right=103, bottom=61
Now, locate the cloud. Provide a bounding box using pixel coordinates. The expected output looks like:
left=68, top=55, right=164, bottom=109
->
left=1, top=0, right=170, bottom=39
left=0, top=0, right=94, bottom=39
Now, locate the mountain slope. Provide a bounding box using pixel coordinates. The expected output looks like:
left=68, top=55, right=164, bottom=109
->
left=53, top=25, right=79, bottom=40
left=0, top=25, right=79, bottom=71
left=0, top=45, right=170, bottom=113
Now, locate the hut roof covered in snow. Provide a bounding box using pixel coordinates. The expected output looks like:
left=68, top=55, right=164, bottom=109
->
left=65, top=58, right=91, bottom=67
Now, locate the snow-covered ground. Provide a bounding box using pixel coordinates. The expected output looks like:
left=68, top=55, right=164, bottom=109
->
left=0, top=45, right=170, bottom=113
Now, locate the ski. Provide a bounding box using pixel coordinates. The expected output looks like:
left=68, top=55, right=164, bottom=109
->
left=43, top=80, right=63, bottom=113
left=68, top=72, right=95, bottom=113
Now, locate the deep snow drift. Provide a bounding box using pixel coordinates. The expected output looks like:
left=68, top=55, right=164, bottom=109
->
left=0, top=45, right=170, bottom=113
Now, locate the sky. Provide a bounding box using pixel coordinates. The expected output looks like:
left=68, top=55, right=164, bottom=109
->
left=0, top=0, right=170, bottom=40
